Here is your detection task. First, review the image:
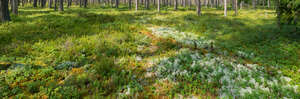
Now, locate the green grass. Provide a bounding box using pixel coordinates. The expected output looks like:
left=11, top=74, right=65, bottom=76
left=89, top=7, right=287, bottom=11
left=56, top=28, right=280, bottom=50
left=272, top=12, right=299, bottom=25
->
left=0, top=6, right=299, bottom=98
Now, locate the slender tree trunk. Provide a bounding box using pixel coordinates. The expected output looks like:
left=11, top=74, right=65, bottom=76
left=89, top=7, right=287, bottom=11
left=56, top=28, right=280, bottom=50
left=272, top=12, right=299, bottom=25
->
left=234, top=0, right=237, bottom=15
left=267, top=0, right=270, bottom=8
left=210, top=0, right=213, bottom=8
left=224, top=0, right=227, bottom=16
left=231, top=0, right=234, bottom=10
left=135, top=0, right=138, bottom=11
left=33, top=0, right=37, bottom=7
left=157, top=0, right=160, bottom=12
left=67, top=0, right=71, bottom=8
left=11, top=0, right=18, bottom=15
left=196, top=0, right=201, bottom=16
left=59, top=0, right=64, bottom=11
left=80, top=0, right=82, bottom=7
left=54, top=0, right=58, bottom=10
left=115, top=0, right=119, bottom=8
left=205, top=0, right=207, bottom=7
left=262, top=0, right=265, bottom=8
left=84, top=0, right=87, bottom=8
left=252, top=0, right=256, bottom=9
left=240, top=0, right=243, bottom=9
left=42, top=0, right=46, bottom=7
left=145, top=0, right=149, bottom=9
left=188, top=0, right=191, bottom=9
left=49, top=0, right=53, bottom=8
left=129, top=0, right=131, bottom=9
left=174, top=0, right=177, bottom=10
left=0, top=0, right=11, bottom=22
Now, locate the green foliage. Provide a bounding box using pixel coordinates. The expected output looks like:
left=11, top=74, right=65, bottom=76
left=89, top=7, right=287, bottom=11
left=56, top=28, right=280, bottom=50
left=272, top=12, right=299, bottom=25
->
left=0, top=6, right=299, bottom=98
left=277, top=0, right=300, bottom=29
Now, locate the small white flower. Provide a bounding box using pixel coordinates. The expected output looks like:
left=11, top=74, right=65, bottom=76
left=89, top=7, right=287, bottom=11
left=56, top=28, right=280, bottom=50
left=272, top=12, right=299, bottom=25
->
left=125, top=87, right=131, bottom=95
left=281, top=76, right=292, bottom=82
left=136, top=56, right=142, bottom=61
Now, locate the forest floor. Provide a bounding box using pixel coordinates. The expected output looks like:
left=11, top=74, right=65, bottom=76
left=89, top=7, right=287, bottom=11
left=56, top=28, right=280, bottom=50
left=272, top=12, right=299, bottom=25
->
left=0, top=6, right=300, bottom=98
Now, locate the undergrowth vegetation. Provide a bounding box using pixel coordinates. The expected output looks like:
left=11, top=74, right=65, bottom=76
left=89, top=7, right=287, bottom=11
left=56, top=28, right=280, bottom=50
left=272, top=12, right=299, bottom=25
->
left=0, top=7, right=299, bottom=98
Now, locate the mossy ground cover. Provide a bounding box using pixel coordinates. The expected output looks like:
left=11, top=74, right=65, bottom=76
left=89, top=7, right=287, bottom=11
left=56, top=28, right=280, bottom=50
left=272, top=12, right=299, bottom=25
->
left=0, top=6, right=299, bottom=98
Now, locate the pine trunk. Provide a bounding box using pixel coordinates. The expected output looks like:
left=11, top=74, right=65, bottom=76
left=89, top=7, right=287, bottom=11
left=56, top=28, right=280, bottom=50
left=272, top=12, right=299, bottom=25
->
left=174, top=0, right=177, bottom=10
left=54, top=0, right=58, bottom=10
left=135, top=0, right=138, bottom=11
left=59, top=0, right=64, bottom=11
left=234, top=0, right=237, bottom=15
left=196, top=0, right=201, bottom=16
left=158, top=0, right=160, bottom=12
left=0, top=0, right=10, bottom=22
left=224, top=0, right=227, bottom=16
left=129, top=0, right=131, bottom=9
left=49, top=0, right=53, bottom=8
left=11, top=0, right=18, bottom=15
left=33, top=0, right=37, bottom=7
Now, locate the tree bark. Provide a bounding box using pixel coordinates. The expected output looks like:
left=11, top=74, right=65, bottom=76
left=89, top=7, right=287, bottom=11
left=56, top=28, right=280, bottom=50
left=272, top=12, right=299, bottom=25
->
left=67, top=0, right=72, bottom=8
left=262, top=0, right=265, bottom=8
left=59, top=0, right=64, bottom=11
left=41, top=0, right=46, bottom=7
left=0, top=0, right=10, bottom=22
left=267, top=0, right=270, bottom=8
left=234, top=0, right=237, bottom=15
left=174, top=0, right=177, bottom=10
left=196, top=0, right=201, bottom=16
left=224, top=0, right=227, bottom=16
left=188, top=0, right=191, bottom=9
left=240, top=0, right=243, bottom=9
left=33, top=0, right=37, bottom=7
left=11, top=0, right=18, bottom=15
left=84, top=0, right=87, bottom=8
left=157, top=0, right=160, bottom=12
left=135, top=0, right=138, bottom=11
left=115, top=0, right=119, bottom=8
left=145, top=0, right=149, bottom=9
left=54, top=0, right=58, bottom=10
left=252, top=0, right=256, bottom=9
left=49, top=0, right=53, bottom=8
left=129, top=0, right=131, bottom=9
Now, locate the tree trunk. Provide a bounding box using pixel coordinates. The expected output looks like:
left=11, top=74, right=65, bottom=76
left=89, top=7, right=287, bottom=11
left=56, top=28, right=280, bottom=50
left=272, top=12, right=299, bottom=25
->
left=67, top=0, right=71, bottom=8
left=129, top=0, right=131, bottom=9
left=224, top=0, right=227, bottom=16
left=252, top=0, right=256, bottom=9
left=54, top=0, right=57, bottom=10
left=231, top=0, right=234, bottom=10
left=234, top=0, right=237, bottom=15
left=157, top=0, right=160, bottom=12
left=11, top=0, right=18, bottom=15
left=240, top=0, right=243, bottom=9
left=196, top=0, right=201, bottom=16
left=267, top=0, right=270, bottom=8
left=79, top=0, right=82, bottom=7
left=115, top=0, right=119, bottom=8
left=145, top=0, right=150, bottom=9
left=49, top=0, right=53, bottom=8
left=135, top=0, right=138, bottom=11
left=262, top=0, right=265, bottom=8
left=33, top=0, right=37, bottom=7
left=0, top=0, right=10, bottom=22
left=204, top=0, right=207, bottom=7
left=84, top=0, right=87, bottom=8
left=41, top=0, right=46, bottom=7
left=188, top=0, right=191, bottom=9
left=59, top=0, right=64, bottom=11
left=174, top=0, right=177, bottom=10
